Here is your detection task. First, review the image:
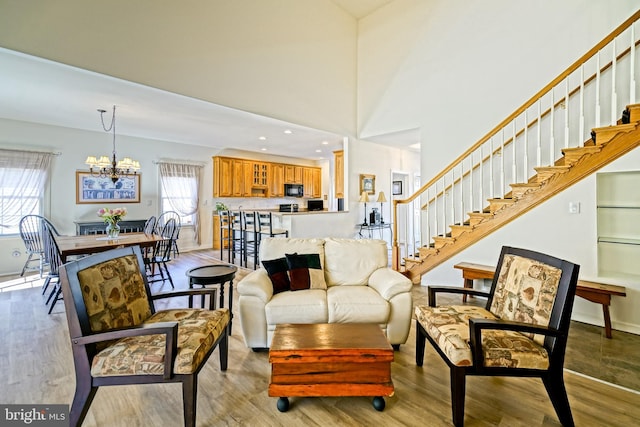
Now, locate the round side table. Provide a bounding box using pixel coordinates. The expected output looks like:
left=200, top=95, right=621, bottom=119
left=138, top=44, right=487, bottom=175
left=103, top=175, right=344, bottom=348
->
left=185, top=264, right=237, bottom=333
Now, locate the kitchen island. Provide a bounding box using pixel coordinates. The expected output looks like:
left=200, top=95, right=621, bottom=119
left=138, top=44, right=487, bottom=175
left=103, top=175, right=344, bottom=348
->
left=212, top=209, right=353, bottom=249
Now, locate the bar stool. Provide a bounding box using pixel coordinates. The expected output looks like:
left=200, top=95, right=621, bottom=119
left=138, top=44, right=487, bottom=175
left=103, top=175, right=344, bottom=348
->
left=254, top=212, right=289, bottom=267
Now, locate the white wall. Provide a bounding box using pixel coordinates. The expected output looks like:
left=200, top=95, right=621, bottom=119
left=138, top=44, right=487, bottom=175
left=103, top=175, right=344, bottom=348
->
left=357, top=0, right=640, bottom=333
left=0, top=0, right=359, bottom=137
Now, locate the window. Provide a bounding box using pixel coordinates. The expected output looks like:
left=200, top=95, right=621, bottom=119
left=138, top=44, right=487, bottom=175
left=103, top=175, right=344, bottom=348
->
left=158, top=162, right=202, bottom=243
left=160, top=175, right=196, bottom=225
left=0, top=149, right=52, bottom=236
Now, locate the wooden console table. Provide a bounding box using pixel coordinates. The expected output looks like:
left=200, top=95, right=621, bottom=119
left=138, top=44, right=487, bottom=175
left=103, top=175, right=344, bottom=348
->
left=453, top=262, right=627, bottom=339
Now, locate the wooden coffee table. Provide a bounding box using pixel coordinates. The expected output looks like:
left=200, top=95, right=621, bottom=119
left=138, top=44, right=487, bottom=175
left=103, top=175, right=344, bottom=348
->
left=268, top=323, right=394, bottom=412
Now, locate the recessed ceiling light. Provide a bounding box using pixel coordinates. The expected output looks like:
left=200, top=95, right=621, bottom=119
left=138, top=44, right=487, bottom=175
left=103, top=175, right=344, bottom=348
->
left=259, top=136, right=267, bottom=140
left=284, top=130, right=292, bottom=134
left=315, top=149, right=322, bottom=153
left=322, top=141, right=329, bottom=145
left=261, top=147, right=267, bottom=151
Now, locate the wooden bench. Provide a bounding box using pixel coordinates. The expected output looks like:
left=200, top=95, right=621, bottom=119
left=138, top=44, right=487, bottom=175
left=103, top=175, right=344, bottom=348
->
left=453, top=262, right=627, bottom=339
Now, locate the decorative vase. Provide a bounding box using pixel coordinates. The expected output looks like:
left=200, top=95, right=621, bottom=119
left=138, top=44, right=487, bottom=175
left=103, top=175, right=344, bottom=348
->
left=106, top=222, right=121, bottom=239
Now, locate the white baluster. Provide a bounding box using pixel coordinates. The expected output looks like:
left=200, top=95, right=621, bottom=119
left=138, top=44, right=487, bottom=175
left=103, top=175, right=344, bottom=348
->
left=537, top=101, right=542, bottom=167
left=442, top=176, right=447, bottom=236
left=579, top=64, right=585, bottom=145
left=512, top=120, right=517, bottom=185
left=550, top=89, right=555, bottom=164
left=433, top=183, right=438, bottom=243
left=459, top=163, right=464, bottom=225
left=479, top=145, right=484, bottom=212
left=469, top=153, right=474, bottom=213
left=631, top=24, right=636, bottom=104
left=450, top=170, right=455, bottom=228
left=500, top=129, right=505, bottom=198
left=612, top=38, right=618, bottom=126
left=596, top=52, right=601, bottom=127
left=524, top=110, right=529, bottom=179
left=564, top=79, right=570, bottom=149
left=489, top=137, right=495, bottom=199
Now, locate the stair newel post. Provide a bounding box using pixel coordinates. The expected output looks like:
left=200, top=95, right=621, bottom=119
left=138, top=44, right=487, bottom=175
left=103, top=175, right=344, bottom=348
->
left=630, top=24, right=636, bottom=104
left=564, top=79, right=570, bottom=150
left=611, top=37, right=618, bottom=126
left=425, top=192, right=430, bottom=251
left=596, top=51, right=601, bottom=128
left=579, top=64, right=585, bottom=146
left=391, top=199, right=399, bottom=270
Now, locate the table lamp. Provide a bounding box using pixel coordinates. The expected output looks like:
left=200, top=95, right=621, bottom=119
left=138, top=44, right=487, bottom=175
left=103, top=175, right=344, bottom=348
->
left=359, top=191, right=370, bottom=226
left=376, top=191, right=387, bottom=223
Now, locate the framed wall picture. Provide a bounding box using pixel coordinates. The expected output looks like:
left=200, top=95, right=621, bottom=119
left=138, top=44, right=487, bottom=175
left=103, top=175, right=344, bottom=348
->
left=392, top=180, right=403, bottom=195
left=76, top=171, right=141, bottom=204
left=360, top=174, right=375, bottom=195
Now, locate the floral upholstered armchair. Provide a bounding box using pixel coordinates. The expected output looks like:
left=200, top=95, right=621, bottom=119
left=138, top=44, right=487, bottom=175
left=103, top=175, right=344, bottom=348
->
left=414, top=246, right=580, bottom=427
left=59, top=245, right=230, bottom=427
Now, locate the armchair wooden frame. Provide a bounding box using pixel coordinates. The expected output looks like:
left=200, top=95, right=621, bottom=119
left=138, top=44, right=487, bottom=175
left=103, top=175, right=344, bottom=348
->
left=416, top=246, right=580, bottom=427
left=59, top=245, right=229, bottom=427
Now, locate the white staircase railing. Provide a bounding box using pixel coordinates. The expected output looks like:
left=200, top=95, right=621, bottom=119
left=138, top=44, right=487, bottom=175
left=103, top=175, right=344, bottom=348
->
left=392, top=10, right=640, bottom=271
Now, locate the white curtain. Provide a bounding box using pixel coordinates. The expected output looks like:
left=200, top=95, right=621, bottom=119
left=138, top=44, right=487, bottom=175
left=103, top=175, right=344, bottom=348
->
left=0, top=149, right=53, bottom=232
left=158, top=162, right=202, bottom=244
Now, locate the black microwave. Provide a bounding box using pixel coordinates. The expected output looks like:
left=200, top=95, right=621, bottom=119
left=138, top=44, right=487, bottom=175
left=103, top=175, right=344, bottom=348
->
left=284, top=184, right=304, bottom=197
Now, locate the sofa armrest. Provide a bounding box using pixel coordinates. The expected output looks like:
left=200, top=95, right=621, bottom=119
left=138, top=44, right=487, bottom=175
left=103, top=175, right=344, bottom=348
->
left=237, top=269, right=274, bottom=303
left=368, top=268, right=412, bottom=300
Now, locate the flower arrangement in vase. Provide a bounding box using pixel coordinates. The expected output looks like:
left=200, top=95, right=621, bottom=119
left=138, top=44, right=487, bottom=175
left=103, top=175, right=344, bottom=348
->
left=98, top=207, right=127, bottom=238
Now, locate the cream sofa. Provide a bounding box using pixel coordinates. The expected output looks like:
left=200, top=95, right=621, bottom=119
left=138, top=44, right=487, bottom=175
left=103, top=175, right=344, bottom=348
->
left=237, top=237, right=413, bottom=349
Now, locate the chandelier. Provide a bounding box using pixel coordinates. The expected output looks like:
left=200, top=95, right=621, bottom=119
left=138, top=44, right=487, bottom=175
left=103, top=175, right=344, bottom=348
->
left=85, top=105, right=140, bottom=183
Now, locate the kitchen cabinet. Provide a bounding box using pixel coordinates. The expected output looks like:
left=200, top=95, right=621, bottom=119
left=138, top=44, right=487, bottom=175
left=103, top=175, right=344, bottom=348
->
left=252, top=161, right=269, bottom=188
left=213, top=156, right=235, bottom=197
left=303, top=167, right=321, bottom=198
left=213, top=156, right=320, bottom=198
left=334, top=150, right=344, bottom=198
left=270, top=163, right=285, bottom=197
left=285, top=165, right=303, bottom=184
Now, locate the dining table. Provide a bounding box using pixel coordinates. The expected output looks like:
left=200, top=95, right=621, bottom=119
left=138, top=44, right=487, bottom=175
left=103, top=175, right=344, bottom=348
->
left=54, top=232, right=165, bottom=263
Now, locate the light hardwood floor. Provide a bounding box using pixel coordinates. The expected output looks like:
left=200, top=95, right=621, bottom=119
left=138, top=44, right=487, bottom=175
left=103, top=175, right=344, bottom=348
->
left=1, top=250, right=639, bottom=427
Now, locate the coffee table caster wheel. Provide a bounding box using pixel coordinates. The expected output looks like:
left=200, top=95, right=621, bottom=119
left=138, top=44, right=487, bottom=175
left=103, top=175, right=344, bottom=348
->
left=277, top=397, right=289, bottom=412
left=372, top=396, right=385, bottom=411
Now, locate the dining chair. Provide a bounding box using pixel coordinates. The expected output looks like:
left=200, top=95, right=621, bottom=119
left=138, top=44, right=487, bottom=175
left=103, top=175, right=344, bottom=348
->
left=414, top=246, right=580, bottom=427
left=157, top=211, right=181, bottom=257
left=145, top=218, right=178, bottom=288
left=41, top=221, right=64, bottom=313
left=18, top=214, right=60, bottom=277
left=58, top=245, right=229, bottom=427
left=143, top=215, right=157, bottom=234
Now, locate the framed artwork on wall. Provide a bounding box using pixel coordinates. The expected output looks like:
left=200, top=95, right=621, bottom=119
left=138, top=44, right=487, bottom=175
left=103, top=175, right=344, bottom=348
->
left=360, top=174, right=376, bottom=195
left=392, top=180, right=403, bottom=195
left=76, top=171, right=141, bottom=204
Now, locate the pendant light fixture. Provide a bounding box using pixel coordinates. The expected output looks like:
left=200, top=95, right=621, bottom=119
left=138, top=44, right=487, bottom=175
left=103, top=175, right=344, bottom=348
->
left=85, top=105, right=140, bottom=183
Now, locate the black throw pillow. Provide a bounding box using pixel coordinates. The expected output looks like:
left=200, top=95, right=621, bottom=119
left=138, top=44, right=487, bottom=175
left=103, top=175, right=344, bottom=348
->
left=285, top=253, right=322, bottom=291
left=261, top=257, right=290, bottom=294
